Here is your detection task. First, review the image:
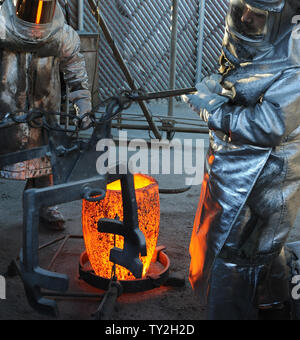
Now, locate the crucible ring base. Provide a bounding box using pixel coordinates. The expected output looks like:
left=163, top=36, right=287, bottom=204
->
left=79, top=246, right=170, bottom=293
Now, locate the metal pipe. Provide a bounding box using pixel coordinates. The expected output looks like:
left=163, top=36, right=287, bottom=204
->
left=78, top=0, right=84, bottom=31
left=196, top=0, right=206, bottom=83
left=168, top=0, right=179, bottom=133
left=112, top=123, right=209, bottom=134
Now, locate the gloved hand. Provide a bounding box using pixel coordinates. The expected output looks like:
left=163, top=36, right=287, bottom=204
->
left=69, top=88, right=93, bottom=129
left=182, top=74, right=229, bottom=121
left=73, top=102, right=93, bottom=130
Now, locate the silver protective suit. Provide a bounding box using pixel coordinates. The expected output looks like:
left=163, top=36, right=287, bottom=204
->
left=0, top=0, right=91, bottom=180
left=189, top=0, right=300, bottom=319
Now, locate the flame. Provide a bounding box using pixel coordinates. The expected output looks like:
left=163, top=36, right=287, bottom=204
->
left=82, top=174, right=160, bottom=281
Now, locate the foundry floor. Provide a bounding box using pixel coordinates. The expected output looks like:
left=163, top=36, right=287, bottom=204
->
left=0, top=101, right=299, bottom=320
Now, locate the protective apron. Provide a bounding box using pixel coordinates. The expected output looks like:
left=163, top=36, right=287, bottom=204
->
left=189, top=0, right=300, bottom=319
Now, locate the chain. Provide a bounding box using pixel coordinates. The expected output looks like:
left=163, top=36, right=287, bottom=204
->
left=0, top=87, right=184, bottom=133
left=0, top=109, right=105, bottom=133
left=0, top=110, right=85, bottom=132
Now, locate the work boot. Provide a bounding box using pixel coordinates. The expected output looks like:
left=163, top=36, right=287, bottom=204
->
left=40, top=206, right=66, bottom=231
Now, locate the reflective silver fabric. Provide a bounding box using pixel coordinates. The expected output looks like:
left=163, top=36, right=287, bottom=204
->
left=246, top=0, right=285, bottom=12
left=189, top=0, right=300, bottom=319
left=0, top=0, right=91, bottom=180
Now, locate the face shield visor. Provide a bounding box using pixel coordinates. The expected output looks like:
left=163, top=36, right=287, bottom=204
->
left=227, top=0, right=271, bottom=43
left=15, top=0, right=56, bottom=24
left=12, top=0, right=57, bottom=42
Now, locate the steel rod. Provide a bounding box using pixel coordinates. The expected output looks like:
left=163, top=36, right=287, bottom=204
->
left=47, top=236, right=70, bottom=271
left=87, top=0, right=162, bottom=139
left=168, top=0, right=179, bottom=140
left=78, top=0, right=84, bottom=31
left=196, top=0, right=206, bottom=83
left=112, top=123, right=209, bottom=134
left=42, top=292, right=104, bottom=299
left=93, top=283, right=120, bottom=320
left=128, top=87, right=196, bottom=102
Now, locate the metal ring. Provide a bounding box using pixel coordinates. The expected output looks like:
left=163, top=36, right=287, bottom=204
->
left=79, top=249, right=170, bottom=293
left=82, top=187, right=106, bottom=202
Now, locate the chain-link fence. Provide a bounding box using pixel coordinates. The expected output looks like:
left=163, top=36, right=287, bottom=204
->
left=59, top=0, right=229, bottom=102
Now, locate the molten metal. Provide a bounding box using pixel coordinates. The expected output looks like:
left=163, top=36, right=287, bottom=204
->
left=82, top=174, right=160, bottom=281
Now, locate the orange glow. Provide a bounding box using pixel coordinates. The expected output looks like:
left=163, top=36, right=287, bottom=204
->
left=107, top=176, right=153, bottom=191
left=189, top=172, right=220, bottom=289
left=82, top=174, right=160, bottom=281
left=208, top=155, right=215, bottom=166
left=35, top=1, right=44, bottom=24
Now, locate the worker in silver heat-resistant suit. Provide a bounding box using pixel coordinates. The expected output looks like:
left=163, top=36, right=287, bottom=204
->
left=0, top=0, right=92, bottom=230
left=182, top=0, right=300, bottom=320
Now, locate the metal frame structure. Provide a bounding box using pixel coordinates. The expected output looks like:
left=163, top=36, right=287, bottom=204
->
left=60, top=0, right=228, bottom=98
left=0, top=104, right=149, bottom=317
left=59, top=0, right=226, bottom=136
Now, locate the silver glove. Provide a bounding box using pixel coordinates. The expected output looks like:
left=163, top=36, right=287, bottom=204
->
left=182, top=74, right=229, bottom=120
left=73, top=103, right=93, bottom=130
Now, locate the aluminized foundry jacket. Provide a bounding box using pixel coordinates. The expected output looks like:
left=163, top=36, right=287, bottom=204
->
left=0, top=0, right=91, bottom=180
left=189, top=27, right=300, bottom=319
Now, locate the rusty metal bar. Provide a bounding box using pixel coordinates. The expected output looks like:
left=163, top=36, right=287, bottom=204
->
left=87, top=0, right=162, bottom=140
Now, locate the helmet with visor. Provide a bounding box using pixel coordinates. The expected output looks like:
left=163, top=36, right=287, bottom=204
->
left=12, top=0, right=58, bottom=42
left=226, top=0, right=285, bottom=45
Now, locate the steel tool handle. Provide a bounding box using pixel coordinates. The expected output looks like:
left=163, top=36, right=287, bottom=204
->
left=82, top=187, right=106, bottom=202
